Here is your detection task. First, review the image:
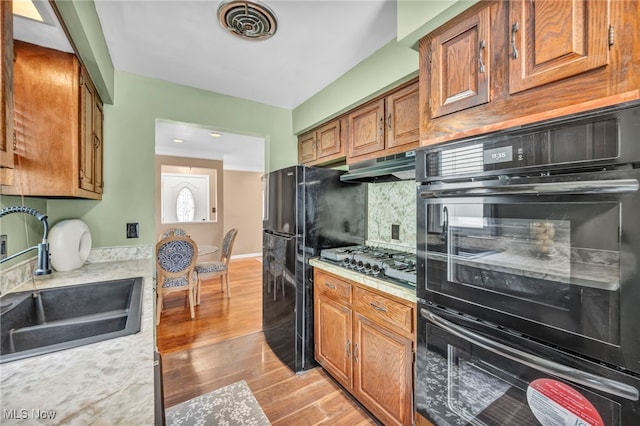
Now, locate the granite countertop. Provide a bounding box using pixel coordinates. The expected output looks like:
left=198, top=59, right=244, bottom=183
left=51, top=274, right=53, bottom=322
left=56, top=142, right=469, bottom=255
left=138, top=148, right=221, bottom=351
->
left=309, top=258, right=417, bottom=303
left=0, top=258, right=155, bottom=425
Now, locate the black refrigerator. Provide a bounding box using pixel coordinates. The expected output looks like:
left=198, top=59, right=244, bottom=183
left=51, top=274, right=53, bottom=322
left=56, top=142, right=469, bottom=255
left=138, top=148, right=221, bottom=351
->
left=262, top=165, right=366, bottom=373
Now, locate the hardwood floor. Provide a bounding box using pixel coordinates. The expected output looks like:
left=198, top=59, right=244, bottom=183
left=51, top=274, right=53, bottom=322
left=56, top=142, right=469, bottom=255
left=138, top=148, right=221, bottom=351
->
left=157, top=257, right=376, bottom=425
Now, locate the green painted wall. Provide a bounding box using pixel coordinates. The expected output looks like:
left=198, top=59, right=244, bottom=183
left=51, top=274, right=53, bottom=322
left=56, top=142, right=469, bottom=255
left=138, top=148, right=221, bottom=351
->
left=396, top=0, right=479, bottom=48
left=46, top=71, right=294, bottom=248
left=292, top=40, right=419, bottom=135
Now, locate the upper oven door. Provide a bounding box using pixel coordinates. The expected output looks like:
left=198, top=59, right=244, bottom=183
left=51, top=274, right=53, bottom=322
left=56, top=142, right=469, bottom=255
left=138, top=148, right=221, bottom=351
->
left=417, top=168, right=640, bottom=373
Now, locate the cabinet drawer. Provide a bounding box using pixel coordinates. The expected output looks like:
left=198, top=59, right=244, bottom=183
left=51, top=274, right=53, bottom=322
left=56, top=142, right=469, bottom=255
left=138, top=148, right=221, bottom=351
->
left=315, top=272, right=351, bottom=305
left=353, top=287, right=413, bottom=335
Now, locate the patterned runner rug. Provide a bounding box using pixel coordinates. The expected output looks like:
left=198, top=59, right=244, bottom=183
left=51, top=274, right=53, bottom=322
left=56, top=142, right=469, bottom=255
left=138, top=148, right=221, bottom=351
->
left=165, top=380, right=271, bottom=425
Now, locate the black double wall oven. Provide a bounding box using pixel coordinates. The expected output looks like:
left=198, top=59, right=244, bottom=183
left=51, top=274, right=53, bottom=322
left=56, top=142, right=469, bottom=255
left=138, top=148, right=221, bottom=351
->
left=415, top=103, right=640, bottom=425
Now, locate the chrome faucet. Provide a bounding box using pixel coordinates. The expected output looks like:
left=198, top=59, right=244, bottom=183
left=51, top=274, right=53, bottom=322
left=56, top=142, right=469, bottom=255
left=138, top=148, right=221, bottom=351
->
left=0, top=206, right=52, bottom=275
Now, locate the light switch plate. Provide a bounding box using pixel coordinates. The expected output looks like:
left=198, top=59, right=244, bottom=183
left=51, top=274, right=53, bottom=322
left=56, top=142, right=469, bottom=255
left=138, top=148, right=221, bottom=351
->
left=126, top=223, right=139, bottom=239
left=0, top=234, right=6, bottom=260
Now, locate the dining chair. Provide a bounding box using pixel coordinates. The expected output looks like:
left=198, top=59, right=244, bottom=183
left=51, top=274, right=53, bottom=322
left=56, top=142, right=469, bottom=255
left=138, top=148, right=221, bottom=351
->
left=155, top=235, right=198, bottom=325
left=158, top=227, right=187, bottom=241
left=194, top=228, right=238, bottom=304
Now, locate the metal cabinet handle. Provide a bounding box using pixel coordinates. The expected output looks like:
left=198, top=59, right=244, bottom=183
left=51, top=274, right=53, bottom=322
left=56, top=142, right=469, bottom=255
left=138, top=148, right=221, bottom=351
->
left=324, top=283, right=336, bottom=289
left=354, top=343, right=359, bottom=363
left=387, top=112, right=392, bottom=130
left=511, top=22, right=519, bottom=59
left=369, top=302, right=387, bottom=313
left=346, top=339, right=351, bottom=358
left=420, top=307, right=640, bottom=401
left=478, top=40, right=486, bottom=73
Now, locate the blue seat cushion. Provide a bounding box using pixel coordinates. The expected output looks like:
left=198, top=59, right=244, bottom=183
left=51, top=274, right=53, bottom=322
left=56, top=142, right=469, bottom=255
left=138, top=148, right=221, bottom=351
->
left=195, top=261, right=226, bottom=274
left=161, top=273, right=196, bottom=288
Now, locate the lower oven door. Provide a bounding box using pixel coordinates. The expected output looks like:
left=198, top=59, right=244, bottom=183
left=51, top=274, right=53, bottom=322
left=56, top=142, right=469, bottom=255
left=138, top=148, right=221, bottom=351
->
left=416, top=305, right=640, bottom=426
left=417, top=168, right=640, bottom=372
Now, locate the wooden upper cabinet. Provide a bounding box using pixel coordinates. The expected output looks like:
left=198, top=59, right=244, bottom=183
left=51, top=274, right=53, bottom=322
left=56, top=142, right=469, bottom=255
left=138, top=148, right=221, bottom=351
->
left=429, top=7, right=490, bottom=118
left=0, top=0, right=14, bottom=177
left=297, top=117, right=344, bottom=165
left=347, top=98, right=385, bottom=158
left=316, top=119, right=342, bottom=158
left=79, top=68, right=104, bottom=194
left=298, top=131, right=316, bottom=163
left=3, top=41, right=103, bottom=199
left=509, top=0, right=610, bottom=94
left=386, top=81, right=420, bottom=150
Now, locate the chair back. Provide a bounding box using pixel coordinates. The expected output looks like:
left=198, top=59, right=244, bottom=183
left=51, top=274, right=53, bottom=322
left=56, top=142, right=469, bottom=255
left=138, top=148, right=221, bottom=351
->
left=158, top=227, right=187, bottom=241
left=156, top=235, right=198, bottom=286
left=220, top=228, right=239, bottom=266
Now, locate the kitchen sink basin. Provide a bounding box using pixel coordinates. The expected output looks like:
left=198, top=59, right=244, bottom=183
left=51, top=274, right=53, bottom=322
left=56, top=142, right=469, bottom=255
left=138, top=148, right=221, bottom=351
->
left=0, top=277, right=143, bottom=363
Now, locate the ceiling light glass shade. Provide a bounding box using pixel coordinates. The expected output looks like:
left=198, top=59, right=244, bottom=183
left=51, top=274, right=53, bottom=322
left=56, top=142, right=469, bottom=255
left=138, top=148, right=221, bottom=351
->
left=217, top=0, right=277, bottom=40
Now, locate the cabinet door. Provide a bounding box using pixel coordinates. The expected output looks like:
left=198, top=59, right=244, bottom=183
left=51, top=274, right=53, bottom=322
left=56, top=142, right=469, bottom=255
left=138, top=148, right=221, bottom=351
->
left=430, top=7, right=490, bottom=118
left=386, top=81, right=419, bottom=150
left=509, top=0, right=610, bottom=94
left=0, top=0, right=13, bottom=173
left=314, top=293, right=353, bottom=390
left=298, top=131, right=316, bottom=164
left=94, top=98, right=103, bottom=193
left=347, top=98, right=385, bottom=158
left=353, top=313, right=413, bottom=426
left=316, top=119, right=341, bottom=159
left=79, top=68, right=95, bottom=192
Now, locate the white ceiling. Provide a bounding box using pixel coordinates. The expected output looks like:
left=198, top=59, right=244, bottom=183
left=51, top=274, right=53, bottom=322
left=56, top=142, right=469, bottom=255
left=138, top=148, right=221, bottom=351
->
left=155, top=120, right=266, bottom=172
left=93, top=0, right=397, bottom=110
left=15, top=0, right=398, bottom=171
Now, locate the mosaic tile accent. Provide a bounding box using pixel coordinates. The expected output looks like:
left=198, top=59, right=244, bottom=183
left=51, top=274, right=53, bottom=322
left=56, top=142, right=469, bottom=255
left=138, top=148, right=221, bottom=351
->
left=367, top=180, right=417, bottom=251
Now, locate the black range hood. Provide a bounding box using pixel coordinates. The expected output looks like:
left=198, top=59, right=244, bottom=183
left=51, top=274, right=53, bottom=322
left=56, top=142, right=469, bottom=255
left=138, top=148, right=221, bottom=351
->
left=340, top=151, right=416, bottom=183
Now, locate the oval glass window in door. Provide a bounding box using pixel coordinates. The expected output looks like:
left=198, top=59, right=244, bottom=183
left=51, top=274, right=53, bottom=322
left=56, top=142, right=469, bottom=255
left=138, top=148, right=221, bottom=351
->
left=176, top=187, right=195, bottom=222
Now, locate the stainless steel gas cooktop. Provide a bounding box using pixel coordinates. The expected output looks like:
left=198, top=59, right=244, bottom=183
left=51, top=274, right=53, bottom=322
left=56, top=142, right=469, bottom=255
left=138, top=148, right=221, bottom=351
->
left=319, top=245, right=416, bottom=287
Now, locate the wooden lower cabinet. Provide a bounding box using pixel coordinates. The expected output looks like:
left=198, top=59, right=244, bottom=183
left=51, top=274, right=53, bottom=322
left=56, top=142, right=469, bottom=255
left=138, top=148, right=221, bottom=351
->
left=314, top=269, right=415, bottom=426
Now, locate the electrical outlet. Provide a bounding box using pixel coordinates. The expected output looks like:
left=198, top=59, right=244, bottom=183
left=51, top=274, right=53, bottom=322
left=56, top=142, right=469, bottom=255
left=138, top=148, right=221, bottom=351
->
left=0, top=235, right=6, bottom=260
left=126, top=223, right=139, bottom=239
left=391, top=224, right=400, bottom=240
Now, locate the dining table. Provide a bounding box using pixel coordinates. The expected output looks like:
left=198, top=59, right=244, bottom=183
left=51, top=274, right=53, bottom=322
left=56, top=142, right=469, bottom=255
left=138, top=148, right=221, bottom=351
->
left=197, top=244, right=219, bottom=256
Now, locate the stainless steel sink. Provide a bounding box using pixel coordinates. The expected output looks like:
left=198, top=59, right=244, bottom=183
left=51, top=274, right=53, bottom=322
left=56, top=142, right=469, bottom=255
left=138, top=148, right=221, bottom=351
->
left=0, top=277, right=143, bottom=363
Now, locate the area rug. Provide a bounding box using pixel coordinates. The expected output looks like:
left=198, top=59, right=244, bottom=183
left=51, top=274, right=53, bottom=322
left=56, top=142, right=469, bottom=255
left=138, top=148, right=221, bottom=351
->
left=165, top=380, right=271, bottom=426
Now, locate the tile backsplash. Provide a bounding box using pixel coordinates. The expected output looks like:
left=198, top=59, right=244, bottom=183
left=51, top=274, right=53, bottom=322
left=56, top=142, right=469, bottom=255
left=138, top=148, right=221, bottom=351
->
left=367, top=180, right=417, bottom=251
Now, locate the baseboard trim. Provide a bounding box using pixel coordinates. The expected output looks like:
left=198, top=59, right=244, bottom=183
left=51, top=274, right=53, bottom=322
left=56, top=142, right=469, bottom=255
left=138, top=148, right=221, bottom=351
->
left=231, top=253, right=262, bottom=259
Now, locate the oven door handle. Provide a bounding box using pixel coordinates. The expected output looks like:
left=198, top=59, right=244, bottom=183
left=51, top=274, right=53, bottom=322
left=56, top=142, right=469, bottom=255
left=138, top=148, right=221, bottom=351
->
left=420, top=307, right=639, bottom=401
left=420, top=179, right=639, bottom=198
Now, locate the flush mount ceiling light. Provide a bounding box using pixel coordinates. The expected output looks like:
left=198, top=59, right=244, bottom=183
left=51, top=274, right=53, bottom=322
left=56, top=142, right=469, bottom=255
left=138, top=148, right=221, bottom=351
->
left=217, top=0, right=278, bottom=41
left=172, top=139, right=183, bottom=143
left=208, top=132, right=222, bottom=138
